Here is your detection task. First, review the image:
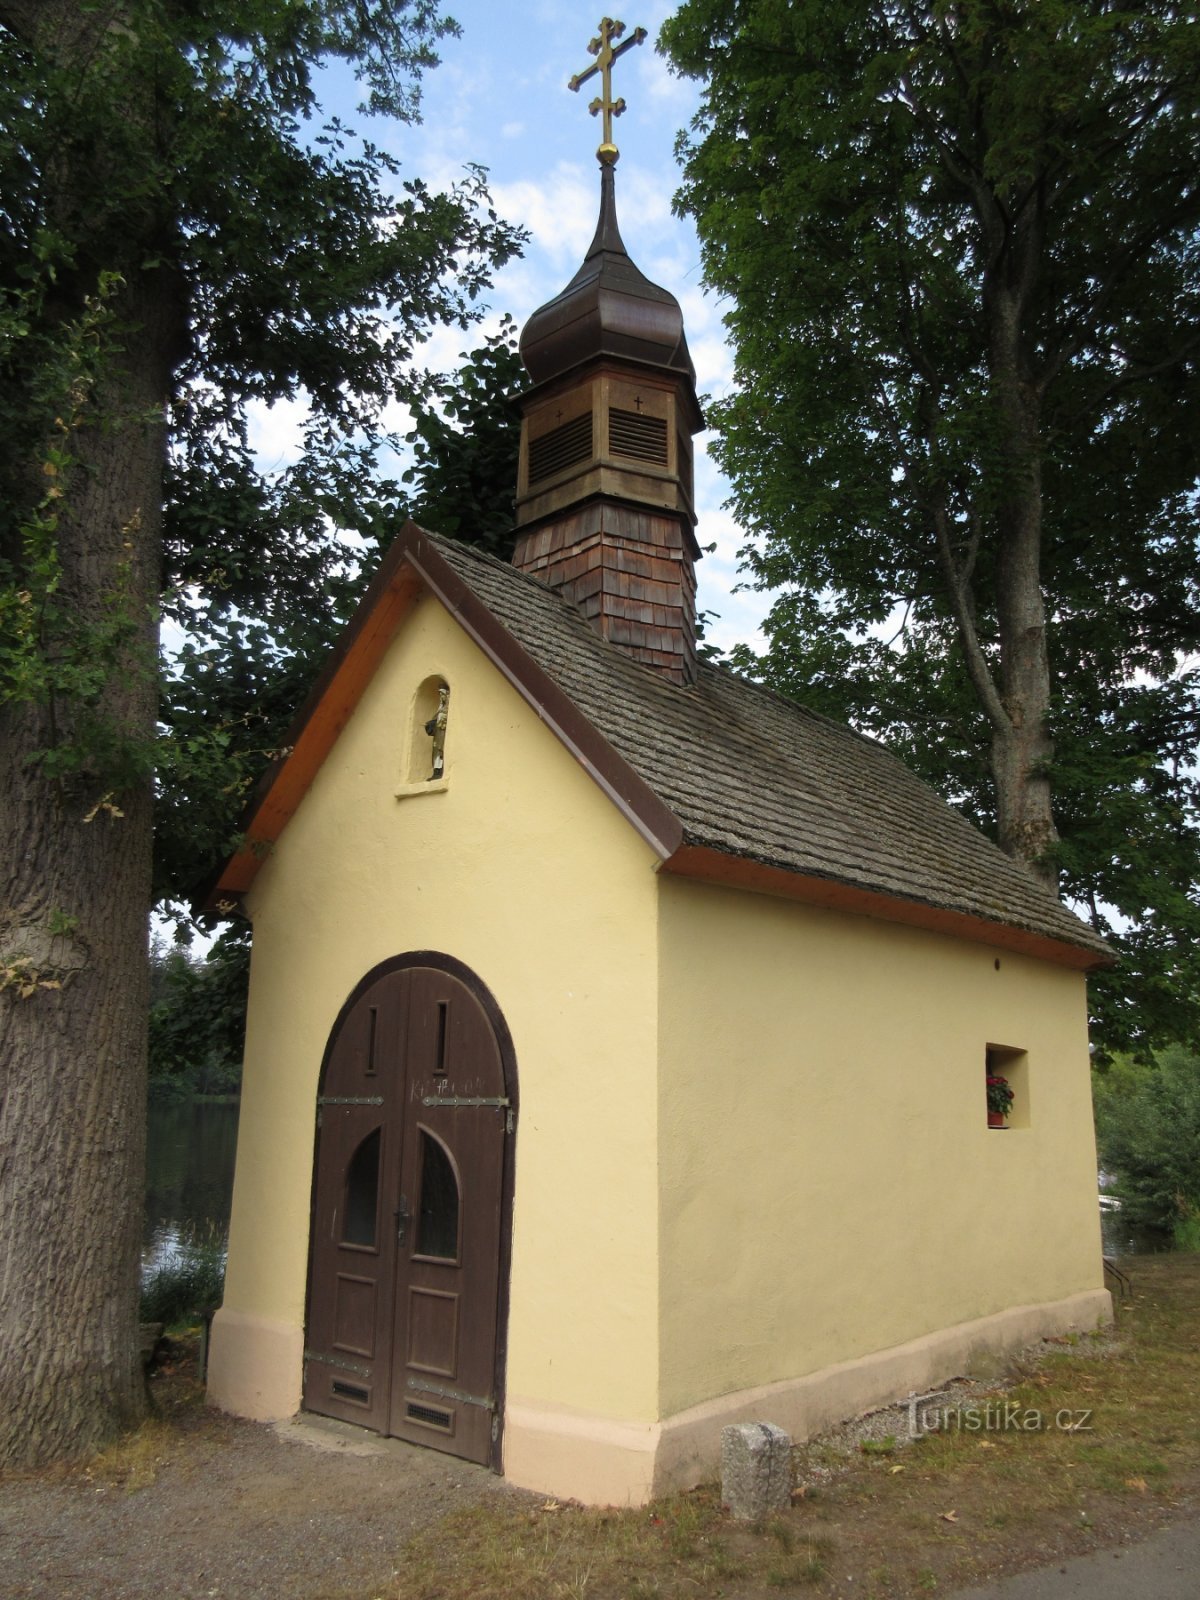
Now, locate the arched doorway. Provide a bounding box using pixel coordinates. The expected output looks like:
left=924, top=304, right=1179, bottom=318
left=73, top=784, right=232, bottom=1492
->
left=303, top=954, right=516, bottom=1468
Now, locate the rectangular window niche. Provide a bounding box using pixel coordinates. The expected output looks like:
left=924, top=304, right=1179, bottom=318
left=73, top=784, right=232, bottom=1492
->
left=986, top=1043, right=1030, bottom=1130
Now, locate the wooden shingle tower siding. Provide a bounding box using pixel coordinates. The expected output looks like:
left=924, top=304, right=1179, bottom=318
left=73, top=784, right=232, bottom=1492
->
left=513, top=162, right=704, bottom=686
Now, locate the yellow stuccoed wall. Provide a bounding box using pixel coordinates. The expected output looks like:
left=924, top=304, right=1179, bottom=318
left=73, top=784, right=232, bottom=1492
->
left=209, top=582, right=1109, bottom=1505
left=208, top=593, right=663, bottom=1480
left=655, top=875, right=1107, bottom=1433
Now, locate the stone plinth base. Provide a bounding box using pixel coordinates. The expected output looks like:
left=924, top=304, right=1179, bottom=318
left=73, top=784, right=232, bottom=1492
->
left=503, top=1288, right=1112, bottom=1507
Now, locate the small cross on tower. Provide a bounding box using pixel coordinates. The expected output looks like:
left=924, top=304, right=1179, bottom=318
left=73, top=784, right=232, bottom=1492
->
left=569, top=16, right=647, bottom=166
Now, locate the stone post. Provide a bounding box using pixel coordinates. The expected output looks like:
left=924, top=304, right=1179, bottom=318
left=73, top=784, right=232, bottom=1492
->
left=720, top=1421, right=793, bottom=1520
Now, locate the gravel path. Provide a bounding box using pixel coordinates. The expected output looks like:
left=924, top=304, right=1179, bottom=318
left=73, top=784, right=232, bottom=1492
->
left=0, top=1385, right=517, bottom=1600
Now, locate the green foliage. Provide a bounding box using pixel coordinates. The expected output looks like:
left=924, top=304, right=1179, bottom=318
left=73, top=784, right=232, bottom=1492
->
left=1, top=1, right=525, bottom=891
left=155, top=600, right=364, bottom=906
left=148, top=931, right=250, bottom=1100
left=156, top=313, right=528, bottom=902
left=661, top=0, right=1200, bottom=1056
left=140, top=1224, right=227, bottom=1326
left=0, top=265, right=158, bottom=790
left=1093, top=1049, right=1200, bottom=1243
left=404, top=315, right=524, bottom=558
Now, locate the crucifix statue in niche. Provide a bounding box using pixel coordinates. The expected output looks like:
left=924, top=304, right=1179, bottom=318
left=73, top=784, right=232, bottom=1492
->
left=424, top=684, right=449, bottom=781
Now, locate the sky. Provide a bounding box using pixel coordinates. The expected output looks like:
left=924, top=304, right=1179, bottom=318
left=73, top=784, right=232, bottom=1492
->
left=248, top=0, right=768, bottom=653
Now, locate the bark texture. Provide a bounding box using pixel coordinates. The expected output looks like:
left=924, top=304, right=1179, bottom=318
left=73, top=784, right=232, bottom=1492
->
left=992, top=263, right=1059, bottom=889
left=0, top=300, right=168, bottom=1463
left=952, top=172, right=1060, bottom=892
left=0, top=0, right=180, bottom=1465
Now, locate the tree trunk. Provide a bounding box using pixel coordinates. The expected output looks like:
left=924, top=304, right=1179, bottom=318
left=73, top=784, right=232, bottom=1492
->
left=992, top=472, right=1059, bottom=891
left=0, top=0, right=179, bottom=1465
left=987, top=279, right=1060, bottom=894
left=0, top=757, right=153, bottom=1465
left=0, top=273, right=172, bottom=1464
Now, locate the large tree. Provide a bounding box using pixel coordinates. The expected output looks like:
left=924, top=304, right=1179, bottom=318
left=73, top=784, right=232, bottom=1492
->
left=154, top=316, right=526, bottom=910
left=0, top=0, right=520, bottom=1466
left=403, top=314, right=524, bottom=558
left=661, top=0, right=1200, bottom=1054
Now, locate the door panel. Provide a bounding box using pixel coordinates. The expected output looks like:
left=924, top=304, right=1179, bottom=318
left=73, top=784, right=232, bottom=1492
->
left=302, top=967, right=401, bottom=1432
left=388, top=968, right=507, bottom=1463
left=332, top=1273, right=375, bottom=1351
left=406, top=1285, right=459, bottom=1373
left=304, top=959, right=512, bottom=1467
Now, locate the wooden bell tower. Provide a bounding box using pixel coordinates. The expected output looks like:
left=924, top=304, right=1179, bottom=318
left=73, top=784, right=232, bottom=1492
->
left=511, top=21, right=704, bottom=686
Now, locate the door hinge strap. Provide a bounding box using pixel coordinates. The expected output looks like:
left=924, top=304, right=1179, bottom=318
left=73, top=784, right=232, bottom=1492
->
left=318, top=1095, right=384, bottom=1106
left=420, top=1095, right=510, bottom=1110
left=407, top=1375, right=495, bottom=1411
left=304, top=1349, right=373, bottom=1379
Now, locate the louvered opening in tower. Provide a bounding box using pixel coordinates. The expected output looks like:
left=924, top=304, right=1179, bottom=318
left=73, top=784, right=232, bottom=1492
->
left=609, top=408, right=668, bottom=465
left=528, top=411, right=593, bottom=485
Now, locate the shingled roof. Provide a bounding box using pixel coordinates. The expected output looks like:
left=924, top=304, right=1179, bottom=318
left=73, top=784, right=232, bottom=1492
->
left=209, top=524, right=1108, bottom=971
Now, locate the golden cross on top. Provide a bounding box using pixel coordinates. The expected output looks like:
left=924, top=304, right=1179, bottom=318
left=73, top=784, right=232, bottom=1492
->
left=569, top=16, right=647, bottom=166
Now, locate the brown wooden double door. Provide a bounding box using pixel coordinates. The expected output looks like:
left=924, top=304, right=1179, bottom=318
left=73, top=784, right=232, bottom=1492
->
left=303, top=957, right=513, bottom=1466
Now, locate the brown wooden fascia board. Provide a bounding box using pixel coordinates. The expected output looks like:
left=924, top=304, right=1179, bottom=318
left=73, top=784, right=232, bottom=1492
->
left=206, top=542, right=424, bottom=904
left=660, top=844, right=1113, bottom=973
left=206, top=525, right=684, bottom=907
left=404, top=535, right=684, bottom=861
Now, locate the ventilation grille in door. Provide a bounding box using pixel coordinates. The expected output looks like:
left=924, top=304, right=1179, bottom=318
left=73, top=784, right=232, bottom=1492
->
left=609, top=408, right=668, bottom=465
left=332, top=1380, right=369, bottom=1404
left=528, top=412, right=592, bottom=484
left=407, top=1401, right=453, bottom=1431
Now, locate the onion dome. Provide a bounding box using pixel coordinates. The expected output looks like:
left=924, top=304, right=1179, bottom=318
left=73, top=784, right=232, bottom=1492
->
left=519, top=164, right=695, bottom=389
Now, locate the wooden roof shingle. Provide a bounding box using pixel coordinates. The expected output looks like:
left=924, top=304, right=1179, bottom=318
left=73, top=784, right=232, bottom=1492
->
left=209, top=524, right=1109, bottom=971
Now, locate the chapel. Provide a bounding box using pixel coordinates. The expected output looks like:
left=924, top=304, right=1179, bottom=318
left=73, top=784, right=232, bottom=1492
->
left=206, top=20, right=1110, bottom=1504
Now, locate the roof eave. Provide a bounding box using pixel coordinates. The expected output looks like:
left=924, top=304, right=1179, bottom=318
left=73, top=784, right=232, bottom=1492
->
left=199, top=533, right=427, bottom=911
left=659, top=843, right=1113, bottom=972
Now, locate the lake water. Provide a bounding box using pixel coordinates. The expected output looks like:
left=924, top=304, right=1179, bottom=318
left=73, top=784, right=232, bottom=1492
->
left=144, top=1099, right=240, bottom=1273
left=1100, top=1205, right=1173, bottom=1258
left=145, top=1100, right=1173, bottom=1273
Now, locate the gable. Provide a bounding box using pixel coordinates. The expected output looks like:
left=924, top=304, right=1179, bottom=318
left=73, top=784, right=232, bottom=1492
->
left=208, top=526, right=678, bottom=910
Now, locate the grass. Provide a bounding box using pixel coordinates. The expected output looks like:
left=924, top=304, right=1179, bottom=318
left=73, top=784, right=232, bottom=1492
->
left=81, top=1417, right=178, bottom=1493
left=40, top=1256, right=1195, bottom=1598
left=388, top=1254, right=1200, bottom=1600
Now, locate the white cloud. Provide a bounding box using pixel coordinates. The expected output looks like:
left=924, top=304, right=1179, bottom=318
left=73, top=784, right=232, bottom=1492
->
left=483, top=256, right=562, bottom=325
left=246, top=395, right=310, bottom=471
left=689, top=335, right=736, bottom=398
left=691, top=486, right=768, bottom=654
left=618, top=164, right=673, bottom=237
left=378, top=394, right=417, bottom=442
left=636, top=38, right=695, bottom=111
left=702, top=596, right=769, bottom=658
left=490, top=163, right=596, bottom=269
